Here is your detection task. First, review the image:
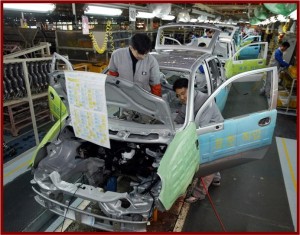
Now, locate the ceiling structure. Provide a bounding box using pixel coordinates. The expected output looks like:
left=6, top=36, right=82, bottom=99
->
left=196, top=3, right=259, bottom=20
left=3, top=3, right=262, bottom=24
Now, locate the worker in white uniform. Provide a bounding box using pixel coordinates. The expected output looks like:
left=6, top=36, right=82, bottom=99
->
left=108, top=33, right=162, bottom=97
left=173, top=78, right=223, bottom=203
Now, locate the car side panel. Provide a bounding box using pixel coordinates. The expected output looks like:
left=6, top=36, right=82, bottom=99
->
left=198, top=109, right=277, bottom=164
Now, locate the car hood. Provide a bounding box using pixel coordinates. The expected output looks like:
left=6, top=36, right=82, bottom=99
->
left=49, top=71, right=176, bottom=142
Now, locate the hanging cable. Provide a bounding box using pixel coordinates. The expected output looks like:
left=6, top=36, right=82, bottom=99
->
left=200, top=177, right=227, bottom=232
left=89, top=20, right=114, bottom=54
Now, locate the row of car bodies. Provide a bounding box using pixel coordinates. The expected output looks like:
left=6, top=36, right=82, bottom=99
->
left=31, top=23, right=278, bottom=232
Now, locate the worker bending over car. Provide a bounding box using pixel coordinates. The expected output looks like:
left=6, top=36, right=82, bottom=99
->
left=108, top=33, right=162, bottom=97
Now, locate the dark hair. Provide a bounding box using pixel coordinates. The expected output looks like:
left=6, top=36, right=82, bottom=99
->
left=205, top=29, right=212, bottom=33
left=173, top=78, right=188, bottom=91
left=281, top=41, right=290, bottom=48
left=198, top=42, right=206, bottom=47
left=129, top=33, right=152, bottom=54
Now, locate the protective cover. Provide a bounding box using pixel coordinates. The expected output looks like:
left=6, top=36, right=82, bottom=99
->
left=158, top=123, right=199, bottom=210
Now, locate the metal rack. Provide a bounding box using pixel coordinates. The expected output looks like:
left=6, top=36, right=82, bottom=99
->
left=4, top=45, right=53, bottom=145
left=277, top=70, right=297, bottom=116
left=4, top=94, right=50, bottom=137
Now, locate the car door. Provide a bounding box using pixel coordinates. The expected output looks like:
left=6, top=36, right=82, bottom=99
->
left=240, top=35, right=261, bottom=47
left=203, top=57, right=229, bottom=112
left=157, top=122, right=199, bottom=210
left=194, top=67, right=278, bottom=177
left=224, top=42, right=268, bottom=78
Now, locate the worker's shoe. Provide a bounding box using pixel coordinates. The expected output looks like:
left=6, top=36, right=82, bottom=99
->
left=212, top=172, right=221, bottom=186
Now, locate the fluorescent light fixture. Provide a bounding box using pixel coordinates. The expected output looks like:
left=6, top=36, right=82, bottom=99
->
left=277, top=14, right=288, bottom=22
left=136, top=11, right=155, bottom=19
left=161, top=15, right=175, bottom=20
left=289, top=10, right=297, bottom=20
left=260, top=19, right=271, bottom=25
left=177, top=11, right=190, bottom=22
left=84, top=6, right=122, bottom=16
left=3, top=3, right=55, bottom=12
left=269, top=16, right=277, bottom=23
left=197, top=15, right=207, bottom=22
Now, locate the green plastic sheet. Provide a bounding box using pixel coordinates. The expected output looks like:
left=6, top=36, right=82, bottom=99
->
left=250, top=17, right=261, bottom=25
left=263, top=3, right=297, bottom=16
left=254, top=5, right=269, bottom=20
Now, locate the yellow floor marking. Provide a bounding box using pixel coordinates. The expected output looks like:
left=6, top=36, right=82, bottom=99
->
left=281, top=138, right=297, bottom=191
left=173, top=202, right=190, bottom=232
left=4, top=159, right=32, bottom=178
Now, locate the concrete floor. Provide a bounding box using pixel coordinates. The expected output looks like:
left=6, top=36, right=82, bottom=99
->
left=182, top=113, right=297, bottom=232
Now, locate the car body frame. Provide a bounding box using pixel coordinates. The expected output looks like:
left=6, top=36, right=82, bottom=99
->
left=30, top=29, right=278, bottom=231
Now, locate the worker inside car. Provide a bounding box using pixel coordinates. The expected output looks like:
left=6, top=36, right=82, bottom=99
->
left=173, top=78, right=223, bottom=203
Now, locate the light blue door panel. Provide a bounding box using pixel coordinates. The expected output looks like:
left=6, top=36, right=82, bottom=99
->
left=215, top=85, right=231, bottom=112
left=198, top=109, right=277, bottom=164
left=239, top=46, right=260, bottom=60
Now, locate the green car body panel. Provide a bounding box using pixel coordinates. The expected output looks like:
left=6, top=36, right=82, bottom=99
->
left=30, top=87, right=68, bottom=167
left=48, top=86, right=68, bottom=120
left=157, top=123, right=199, bottom=210
left=224, top=58, right=267, bottom=78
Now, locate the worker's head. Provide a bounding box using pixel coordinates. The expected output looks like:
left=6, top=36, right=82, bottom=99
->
left=129, top=33, right=152, bottom=60
left=280, top=41, right=290, bottom=52
left=205, top=29, right=213, bottom=38
left=173, top=78, right=189, bottom=105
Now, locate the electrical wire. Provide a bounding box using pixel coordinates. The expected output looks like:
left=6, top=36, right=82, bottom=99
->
left=200, top=177, right=226, bottom=232
left=146, top=172, right=156, bottom=219
left=60, top=170, right=103, bottom=231
left=60, top=173, right=84, bottom=232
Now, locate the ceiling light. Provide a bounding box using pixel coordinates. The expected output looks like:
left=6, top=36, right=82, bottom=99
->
left=270, top=16, right=277, bottom=23
left=289, top=10, right=297, bottom=20
left=277, top=14, right=288, bottom=22
left=197, top=15, right=207, bottom=22
left=177, top=11, right=190, bottom=22
left=136, top=11, right=155, bottom=19
left=3, top=3, right=55, bottom=13
left=161, top=15, right=175, bottom=20
left=84, top=5, right=122, bottom=16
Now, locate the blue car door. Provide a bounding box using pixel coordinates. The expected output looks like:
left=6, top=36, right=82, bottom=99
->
left=194, top=67, right=278, bottom=173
